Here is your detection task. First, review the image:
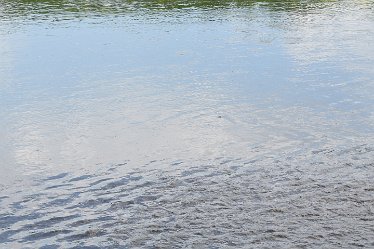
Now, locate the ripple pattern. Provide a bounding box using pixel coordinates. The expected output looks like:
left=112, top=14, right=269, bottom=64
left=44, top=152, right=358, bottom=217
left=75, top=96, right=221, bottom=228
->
left=1, top=144, right=373, bottom=248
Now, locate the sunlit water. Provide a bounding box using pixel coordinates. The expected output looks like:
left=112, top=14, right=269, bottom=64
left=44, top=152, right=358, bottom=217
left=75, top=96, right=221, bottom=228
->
left=1, top=0, right=374, bottom=248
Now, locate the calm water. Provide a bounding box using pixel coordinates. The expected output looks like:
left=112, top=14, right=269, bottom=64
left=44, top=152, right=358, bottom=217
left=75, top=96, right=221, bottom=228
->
left=1, top=0, right=374, bottom=248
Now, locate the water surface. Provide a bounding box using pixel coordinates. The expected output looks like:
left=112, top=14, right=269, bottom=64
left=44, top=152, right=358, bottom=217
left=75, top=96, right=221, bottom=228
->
left=0, top=0, right=374, bottom=248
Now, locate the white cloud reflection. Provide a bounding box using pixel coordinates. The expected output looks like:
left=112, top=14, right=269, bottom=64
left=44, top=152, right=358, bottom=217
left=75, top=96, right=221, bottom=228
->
left=1, top=0, right=374, bottom=185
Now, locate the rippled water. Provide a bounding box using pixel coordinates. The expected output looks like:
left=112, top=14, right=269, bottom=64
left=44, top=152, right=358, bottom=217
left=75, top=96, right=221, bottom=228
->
left=1, top=0, right=374, bottom=248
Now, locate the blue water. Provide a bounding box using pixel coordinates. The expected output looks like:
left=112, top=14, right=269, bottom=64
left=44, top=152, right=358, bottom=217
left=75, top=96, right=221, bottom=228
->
left=0, top=1, right=374, bottom=248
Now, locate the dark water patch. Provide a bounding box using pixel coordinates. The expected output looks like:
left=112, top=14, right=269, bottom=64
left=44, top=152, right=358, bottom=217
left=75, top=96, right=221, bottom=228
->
left=45, top=183, right=73, bottom=190
left=88, top=178, right=115, bottom=187
left=67, top=216, right=114, bottom=228
left=69, top=175, right=93, bottom=182
left=116, top=162, right=128, bottom=167
left=44, top=173, right=69, bottom=181
left=61, top=229, right=106, bottom=242
left=66, top=197, right=115, bottom=209
left=229, top=165, right=241, bottom=171
left=312, top=148, right=334, bottom=155
left=10, top=200, right=26, bottom=210
left=66, top=246, right=101, bottom=249
left=0, top=213, right=43, bottom=229
left=219, top=159, right=234, bottom=165
left=171, top=161, right=183, bottom=166
left=21, top=229, right=73, bottom=242
left=145, top=160, right=158, bottom=166
left=181, top=168, right=207, bottom=177
left=22, top=214, right=80, bottom=231
left=133, top=195, right=161, bottom=204
left=44, top=192, right=80, bottom=207
left=10, top=196, right=35, bottom=207
left=40, top=245, right=60, bottom=249
left=349, top=243, right=365, bottom=248
left=337, top=145, right=374, bottom=156
left=0, top=229, right=20, bottom=243
left=111, top=181, right=155, bottom=197
left=110, top=200, right=136, bottom=211
left=364, top=187, right=374, bottom=192
left=0, top=196, right=9, bottom=202
left=106, top=162, right=129, bottom=172
left=100, top=175, right=142, bottom=191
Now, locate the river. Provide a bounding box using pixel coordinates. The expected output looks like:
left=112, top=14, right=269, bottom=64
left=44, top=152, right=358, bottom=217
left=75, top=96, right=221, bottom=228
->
left=0, top=0, right=374, bottom=248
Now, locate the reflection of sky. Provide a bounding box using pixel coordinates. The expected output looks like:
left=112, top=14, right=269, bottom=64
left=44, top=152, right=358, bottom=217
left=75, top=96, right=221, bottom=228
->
left=284, top=1, right=374, bottom=72
left=0, top=0, right=374, bottom=183
left=281, top=1, right=374, bottom=120
left=0, top=33, right=13, bottom=90
left=0, top=33, right=18, bottom=186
